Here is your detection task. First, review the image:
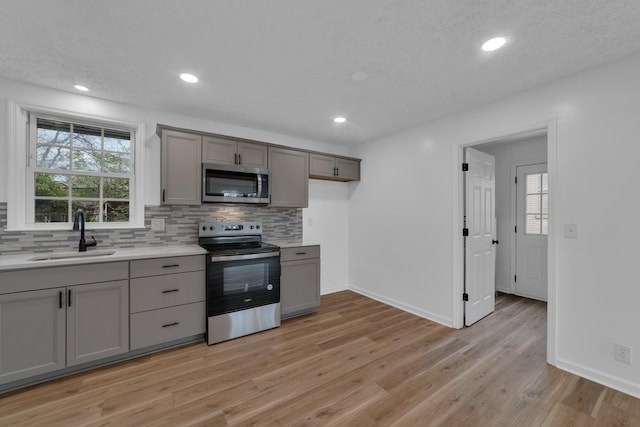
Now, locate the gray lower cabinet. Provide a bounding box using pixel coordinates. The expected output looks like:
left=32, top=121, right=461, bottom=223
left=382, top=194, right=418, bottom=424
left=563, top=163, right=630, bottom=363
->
left=280, top=245, right=321, bottom=319
left=129, top=255, right=206, bottom=350
left=269, top=147, right=309, bottom=208
left=0, top=265, right=129, bottom=385
left=66, top=280, right=129, bottom=367
left=0, top=288, right=66, bottom=384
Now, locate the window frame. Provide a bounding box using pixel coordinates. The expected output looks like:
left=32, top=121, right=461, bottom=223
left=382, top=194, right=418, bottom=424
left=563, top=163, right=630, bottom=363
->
left=6, top=101, right=146, bottom=231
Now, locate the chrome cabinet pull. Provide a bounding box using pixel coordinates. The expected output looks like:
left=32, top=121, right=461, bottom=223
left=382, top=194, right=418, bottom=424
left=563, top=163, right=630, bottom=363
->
left=162, top=264, right=180, bottom=268
left=68, top=289, right=72, bottom=307
left=162, top=289, right=179, bottom=294
left=296, top=252, right=307, bottom=255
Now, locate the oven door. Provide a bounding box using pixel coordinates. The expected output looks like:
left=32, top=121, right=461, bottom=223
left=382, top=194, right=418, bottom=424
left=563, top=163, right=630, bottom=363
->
left=207, top=251, right=280, bottom=316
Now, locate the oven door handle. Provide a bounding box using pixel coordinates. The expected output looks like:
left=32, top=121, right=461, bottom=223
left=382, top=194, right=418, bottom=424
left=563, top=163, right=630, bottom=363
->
left=210, top=251, right=280, bottom=262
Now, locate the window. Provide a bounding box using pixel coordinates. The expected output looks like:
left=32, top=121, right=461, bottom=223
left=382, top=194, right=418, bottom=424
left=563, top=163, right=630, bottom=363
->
left=525, top=172, right=548, bottom=235
left=29, top=116, right=134, bottom=225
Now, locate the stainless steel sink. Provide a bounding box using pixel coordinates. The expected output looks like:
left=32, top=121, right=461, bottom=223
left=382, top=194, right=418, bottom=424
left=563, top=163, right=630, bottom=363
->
left=28, top=249, right=116, bottom=261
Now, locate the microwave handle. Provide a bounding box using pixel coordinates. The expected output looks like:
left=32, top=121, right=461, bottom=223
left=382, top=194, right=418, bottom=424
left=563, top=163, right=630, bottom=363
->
left=257, top=174, right=262, bottom=199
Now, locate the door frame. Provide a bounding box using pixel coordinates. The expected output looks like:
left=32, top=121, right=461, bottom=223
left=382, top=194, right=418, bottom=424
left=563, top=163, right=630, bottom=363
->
left=451, top=119, right=558, bottom=366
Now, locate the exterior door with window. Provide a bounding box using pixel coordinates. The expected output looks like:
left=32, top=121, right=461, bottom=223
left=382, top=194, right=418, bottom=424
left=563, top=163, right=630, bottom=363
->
left=515, top=163, right=548, bottom=300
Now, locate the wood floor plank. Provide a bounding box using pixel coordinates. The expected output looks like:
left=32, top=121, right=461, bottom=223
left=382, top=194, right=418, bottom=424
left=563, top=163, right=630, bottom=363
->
left=1, top=291, right=640, bottom=426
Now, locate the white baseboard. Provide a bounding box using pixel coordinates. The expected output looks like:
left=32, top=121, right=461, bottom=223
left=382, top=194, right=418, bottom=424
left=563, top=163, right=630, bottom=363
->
left=348, top=285, right=454, bottom=328
left=320, top=285, right=349, bottom=295
left=555, top=357, right=640, bottom=399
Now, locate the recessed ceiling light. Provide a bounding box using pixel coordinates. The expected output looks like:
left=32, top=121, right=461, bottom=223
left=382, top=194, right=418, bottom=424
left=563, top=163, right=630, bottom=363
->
left=179, top=73, right=199, bottom=83
left=482, top=37, right=506, bottom=52
left=333, top=117, right=347, bottom=123
left=352, top=71, right=368, bottom=81
left=74, top=84, right=89, bottom=92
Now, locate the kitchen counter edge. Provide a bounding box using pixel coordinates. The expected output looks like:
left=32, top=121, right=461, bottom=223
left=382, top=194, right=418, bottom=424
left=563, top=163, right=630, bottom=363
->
left=0, top=245, right=208, bottom=272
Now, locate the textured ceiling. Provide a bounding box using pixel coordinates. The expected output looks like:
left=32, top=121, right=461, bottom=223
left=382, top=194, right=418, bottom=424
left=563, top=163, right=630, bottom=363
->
left=2, top=0, right=640, bottom=145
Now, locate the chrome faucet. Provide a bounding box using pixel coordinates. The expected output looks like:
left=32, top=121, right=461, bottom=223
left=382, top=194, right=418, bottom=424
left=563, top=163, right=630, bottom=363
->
left=72, top=209, right=97, bottom=252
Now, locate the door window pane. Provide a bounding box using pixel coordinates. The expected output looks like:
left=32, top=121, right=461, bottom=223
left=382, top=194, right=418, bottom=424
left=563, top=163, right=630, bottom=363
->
left=524, top=172, right=548, bottom=235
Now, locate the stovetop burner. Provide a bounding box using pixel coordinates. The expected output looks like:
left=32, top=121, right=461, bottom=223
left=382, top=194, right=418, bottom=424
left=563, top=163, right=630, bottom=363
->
left=198, top=221, right=279, bottom=255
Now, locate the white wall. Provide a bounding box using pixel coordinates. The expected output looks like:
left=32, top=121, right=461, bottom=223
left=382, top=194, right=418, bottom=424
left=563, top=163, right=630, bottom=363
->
left=303, top=180, right=351, bottom=294
left=476, top=136, right=547, bottom=293
left=348, top=52, right=640, bottom=397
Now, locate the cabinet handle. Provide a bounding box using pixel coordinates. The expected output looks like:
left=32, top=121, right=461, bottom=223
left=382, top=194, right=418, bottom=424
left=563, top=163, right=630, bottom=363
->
left=234, top=153, right=238, bottom=164
left=295, top=252, right=307, bottom=255
left=336, top=167, right=339, bottom=176
left=59, top=291, right=63, bottom=309
left=162, top=264, right=180, bottom=268
left=162, top=189, right=166, bottom=203
left=333, top=167, right=337, bottom=176
left=162, top=289, right=180, bottom=294
left=162, top=322, right=180, bottom=328
left=238, top=153, right=242, bottom=165
left=68, top=289, right=72, bottom=307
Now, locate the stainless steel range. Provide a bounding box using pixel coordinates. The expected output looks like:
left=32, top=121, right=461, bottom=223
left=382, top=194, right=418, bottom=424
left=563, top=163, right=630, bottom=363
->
left=198, top=222, right=280, bottom=345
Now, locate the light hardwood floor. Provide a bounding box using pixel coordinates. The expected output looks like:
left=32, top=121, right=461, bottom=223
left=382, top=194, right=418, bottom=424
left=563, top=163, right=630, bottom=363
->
left=1, top=291, right=639, bottom=426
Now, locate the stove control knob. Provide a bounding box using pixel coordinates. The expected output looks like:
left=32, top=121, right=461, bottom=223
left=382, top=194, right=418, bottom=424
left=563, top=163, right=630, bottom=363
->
left=256, top=225, right=261, bottom=230
left=202, top=226, right=206, bottom=231
left=250, top=225, right=254, bottom=229
left=210, top=226, right=214, bottom=230
left=267, top=284, right=273, bottom=291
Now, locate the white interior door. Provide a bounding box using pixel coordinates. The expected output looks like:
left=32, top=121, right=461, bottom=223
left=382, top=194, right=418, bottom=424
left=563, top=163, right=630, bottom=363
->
left=515, top=163, right=548, bottom=300
left=464, top=147, right=496, bottom=326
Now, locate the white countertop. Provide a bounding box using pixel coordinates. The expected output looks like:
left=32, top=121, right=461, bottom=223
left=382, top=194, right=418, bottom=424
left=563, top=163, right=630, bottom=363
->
left=268, top=240, right=319, bottom=249
left=0, top=245, right=207, bottom=272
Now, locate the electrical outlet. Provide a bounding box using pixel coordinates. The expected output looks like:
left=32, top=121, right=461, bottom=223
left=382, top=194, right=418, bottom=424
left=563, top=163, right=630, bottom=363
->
left=614, top=343, right=632, bottom=364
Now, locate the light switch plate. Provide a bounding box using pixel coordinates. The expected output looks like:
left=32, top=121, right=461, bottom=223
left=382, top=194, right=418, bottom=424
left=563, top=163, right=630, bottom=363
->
left=150, top=218, right=165, bottom=231
left=564, top=223, right=578, bottom=238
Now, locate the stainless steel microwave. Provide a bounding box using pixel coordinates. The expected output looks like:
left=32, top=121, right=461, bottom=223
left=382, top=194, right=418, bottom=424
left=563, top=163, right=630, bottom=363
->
left=202, top=163, right=270, bottom=204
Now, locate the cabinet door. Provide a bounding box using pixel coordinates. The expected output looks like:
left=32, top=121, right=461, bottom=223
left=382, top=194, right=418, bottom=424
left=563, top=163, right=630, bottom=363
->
left=237, top=141, right=268, bottom=169
left=281, top=258, right=320, bottom=319
left=161, top=130, right=202, bottom=205
left=309, top=153, right=336, bottom=179
left=0, top=288, right=66, bottom=385
left=269, top=147, right=309, bottom=208
left=202, top=136, right=237, bottom=165
left=66, top=280, right=129, bottom=367
left=336, top=158, right=360, bottom=181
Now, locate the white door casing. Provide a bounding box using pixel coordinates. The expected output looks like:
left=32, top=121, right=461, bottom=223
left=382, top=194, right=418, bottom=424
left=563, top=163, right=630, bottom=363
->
left=464, top=147, right=497, bottom=326
left=515, top=163, right=548, bottom=301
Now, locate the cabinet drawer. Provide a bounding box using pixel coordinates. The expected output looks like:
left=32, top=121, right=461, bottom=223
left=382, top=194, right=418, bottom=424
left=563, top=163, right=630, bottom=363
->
left=0, top=261, right=129, bottom=294
left=130, top=302, right=205, bottom=350
left=130, top=255, right=204, bottom=278
left=130, top=271, right=205, bottom=313
left=280, top=245, right=320, bottom=262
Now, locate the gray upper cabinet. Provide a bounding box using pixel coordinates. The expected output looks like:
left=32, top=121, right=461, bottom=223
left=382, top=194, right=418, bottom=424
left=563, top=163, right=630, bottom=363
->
left=268, top=147, right=309, bottom=208
left=0, top=288, right=66, bottom=385
left=203, top=136, right=268, bottom=169
left=309, top=154, right=360, bottom=181
left=161, top=130, right=202, bottom=205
